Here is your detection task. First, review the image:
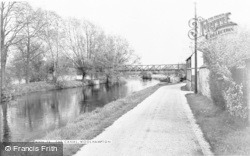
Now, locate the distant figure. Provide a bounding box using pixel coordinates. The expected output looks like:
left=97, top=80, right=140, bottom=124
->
left=167, top=76, right=171, bottom=83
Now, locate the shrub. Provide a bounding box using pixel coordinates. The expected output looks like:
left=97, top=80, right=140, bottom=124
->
left=223, top=82, right=248, bottom=119
left=55, top=80, right=67, bottom=89
left=199, top=29, right=250, bottom=119
left=208, top=71, right=226, bottom=109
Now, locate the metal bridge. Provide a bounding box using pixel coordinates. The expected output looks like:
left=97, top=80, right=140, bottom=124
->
left=117, top=64, right=186, bottom=72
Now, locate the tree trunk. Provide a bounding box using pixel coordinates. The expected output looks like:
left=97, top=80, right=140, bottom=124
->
left=2, top=103, right=10, bottom=142
left=0, top=4, right=4, bottom=101
left=82, top=71, right=86, bottom=82
left=52, top=60, right=57, bottom=83
left=25, top=37, right=30, bottom=84
left=53, top=35, right=59, bottom=83
left=1, top=63, right=5, bottom=87
left=25, top=60, right=29, bottom=84
left=52, top=71, right=57, bottom=83
left=106, top=75, right=109, bottom=84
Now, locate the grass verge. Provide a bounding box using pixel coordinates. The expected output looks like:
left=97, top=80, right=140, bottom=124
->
left=9, top=78, right=127, bottom=99
left=39, top=83, right=165, bottom=156
left=2, top=80, right=85, bottom=102
left=186, top=93, right=250, bottom=155
left=11, top=80, right=84, bottom=97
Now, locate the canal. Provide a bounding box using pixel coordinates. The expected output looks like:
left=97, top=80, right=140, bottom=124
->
left=0, top=78, right=159, bottom=142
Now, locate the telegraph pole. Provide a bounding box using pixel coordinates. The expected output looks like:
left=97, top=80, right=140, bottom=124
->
left=0, top=2, right=3, bottom=102
left=194, top=2, right=198, bottom=94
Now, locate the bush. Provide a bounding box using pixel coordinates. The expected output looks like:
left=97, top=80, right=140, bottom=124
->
left=55, top=80, right=66, bottom=89
left=208, top=71, right=226, bottom=109
left=199, top=30, right=250, bottom=119
left=223, top=82, right=248, bottom=119
left=141, top=71, right=152, bottom=79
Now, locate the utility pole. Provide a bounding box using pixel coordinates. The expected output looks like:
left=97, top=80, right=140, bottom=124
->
left=0, top=2, right=3, bottom=102
left=194, top=2, right=198, bottom=94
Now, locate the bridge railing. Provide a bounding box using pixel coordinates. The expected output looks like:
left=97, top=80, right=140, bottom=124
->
left=117, top=64, right=186, bottom=72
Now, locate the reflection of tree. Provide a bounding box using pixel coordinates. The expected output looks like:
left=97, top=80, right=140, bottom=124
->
left=80, top=88, right=91, bottom=113
left=82, top=88, right=88, bottom=102
left=24, top=95, right=44, bottom=131
left=50, top=92, right=60, bottom=128
left=16, top=94, right=45, bottom=131
left=2, top=104, right=10, bottom=142
left=80, top=101, right=89, bottom=113
left=26, top=102, right=33, bottom=131
left=142, top=78, right=151, bottom=86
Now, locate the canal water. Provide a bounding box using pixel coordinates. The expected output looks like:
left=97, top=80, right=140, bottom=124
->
left=0, top=78, right=159, bottom=142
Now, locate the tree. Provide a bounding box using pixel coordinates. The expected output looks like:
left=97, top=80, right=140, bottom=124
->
left=41, top=10, right=64, bottom=82
left=15, top=7, right=48, bottom=83
left=96, top=35, right=140, bottom=82
left=62, top=18, right=101, bottom=81
left=0, top=2, right=28, bottom=99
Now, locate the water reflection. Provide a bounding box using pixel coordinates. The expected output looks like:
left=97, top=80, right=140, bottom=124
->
left=0, top=78, right=159, bottom=142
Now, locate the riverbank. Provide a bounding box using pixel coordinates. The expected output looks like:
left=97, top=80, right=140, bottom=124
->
left=186, top=93, right=250, bottom=155
left=39, top=82, right=165, bottom=156
left=3, top=77, right=127, bottom=101
left=2, top=80, right=84, bottom=101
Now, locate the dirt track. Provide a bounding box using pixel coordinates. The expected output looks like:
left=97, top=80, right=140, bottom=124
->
left=74, top=83, right=213, bottom=156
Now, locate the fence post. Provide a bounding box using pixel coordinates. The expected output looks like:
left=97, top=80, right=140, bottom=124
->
left=246, top=59, right=250, bottom=123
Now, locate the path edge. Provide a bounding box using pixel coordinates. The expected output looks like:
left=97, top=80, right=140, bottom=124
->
left=181, top=91, right=214, bottom=156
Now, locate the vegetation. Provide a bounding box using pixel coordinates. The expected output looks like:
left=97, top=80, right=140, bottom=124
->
left=186, top=93, right=250, bottom=155
left=141, top=71, right=152, bottom=79
left=199, top=29, right=250, bottom=120
left=0, top=2, right=139, bottom=101
left=40, top=83, right=164, bottom=156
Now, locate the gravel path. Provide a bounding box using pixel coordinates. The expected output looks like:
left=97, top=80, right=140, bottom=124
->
left=74, top=83, right=213, bottom=156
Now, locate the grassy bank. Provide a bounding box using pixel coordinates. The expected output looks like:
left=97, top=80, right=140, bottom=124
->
left=186, top=93, right=250, bottom=155
left=8, top=80, right=84, bottom=97
left=39, top=83, right=165, bottom=156
left=4, top=77, right=127, bottom=101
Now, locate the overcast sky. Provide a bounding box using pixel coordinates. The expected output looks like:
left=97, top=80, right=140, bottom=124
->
left=28, top=0, right=250, bottom=65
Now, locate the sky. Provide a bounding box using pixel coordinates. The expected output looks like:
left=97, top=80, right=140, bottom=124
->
left=27, top=0, right=250, bottom=65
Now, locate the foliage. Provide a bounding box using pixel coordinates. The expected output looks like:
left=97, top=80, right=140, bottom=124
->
left=0, top=2, right=30, bottom=88
left=186, top=93, right=250, bottom=155
left=0, top=1, right=139, bottom=101
left=223, top=82, right=247, bottom=119
left=61, top=19, right=139, bottom=81
left=199, top=29, right=250, bottom=119
left=208, top=71, right=226, bottom=108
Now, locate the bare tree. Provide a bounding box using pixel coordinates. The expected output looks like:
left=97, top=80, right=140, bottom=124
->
left=41, top=10, right=63, bottom=82
left=62, top=18, right=91, bottom=81
left=16, top=7, right=48, bottom=83
left=0, top=2, right=27, bottom=99
left=97, top=35, right=140, bottom=82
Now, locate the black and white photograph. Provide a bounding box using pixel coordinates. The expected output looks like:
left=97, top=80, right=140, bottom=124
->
left=0, top=0, right=250, bottom=156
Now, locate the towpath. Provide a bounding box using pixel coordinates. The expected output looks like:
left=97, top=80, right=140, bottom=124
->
left=74, top=83, right=213, bottom=156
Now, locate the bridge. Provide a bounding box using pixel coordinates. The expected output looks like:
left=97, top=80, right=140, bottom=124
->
left=117, top=64, right=186, bottom=72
